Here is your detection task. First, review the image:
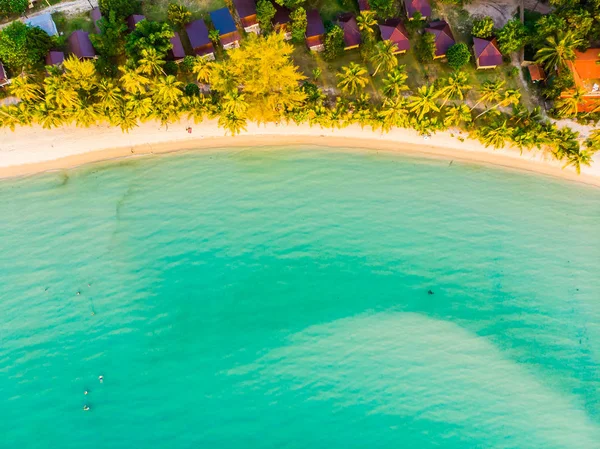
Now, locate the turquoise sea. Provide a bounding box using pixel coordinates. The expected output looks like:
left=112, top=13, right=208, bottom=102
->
left=1, top=146, right=600, bottom=449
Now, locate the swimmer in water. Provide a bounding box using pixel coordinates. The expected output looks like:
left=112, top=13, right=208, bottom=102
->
left=98, top=375, right=103, bottom=383
left=84, top=390, right=88, bottom=395
left=83, top=405, right=90, bottom=411
left=76, top=291, right=80, bottom=296
left=428, top=290, right=434, bottom=295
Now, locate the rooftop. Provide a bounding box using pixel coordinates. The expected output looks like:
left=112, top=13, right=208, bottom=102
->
left=25, top=13, right=58, bottom=37
left=233, top=0, right=257, bottom=18
left=90, top=7, right=102, bottom=33
left=45, top=50, right=65, bottom=66
left=405, top=0, right=431, bottom=19
left=127, top=14, right=146, bottom=31
left=426, top=20, right=455, bottom=58
left=306, top=9, right=325, bottom=38
left=473, top=37, right=502, bottom=67
left=337, top=13, right=361, bottom=48
left=210, top=8, right=237, bottom=35
left=185, top=19, right=211, bottom=50
left=379, top=19, right=410, bottom=52
left=68, top=30, right=95, bottom=59
left=169, top=32, right=186, bottom=59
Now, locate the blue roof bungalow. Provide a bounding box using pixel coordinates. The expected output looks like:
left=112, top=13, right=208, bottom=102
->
left=210, top=8, right=241, bottom=50
left=25, top=13, right=58, bottom=36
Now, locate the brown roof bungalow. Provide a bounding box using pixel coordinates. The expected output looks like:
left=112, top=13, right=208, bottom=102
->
left=184, top=20, right=215, bottom=60
left=337, top=13, right=361, bottom=50
left=378, top=19, right=410, bottom=54
left=233, top=0, right=260, bottom=34
left=210, top=8, right=241, bottom=50
left=425, top=20, right=454, bottom=59
left=306, top=9, right=325, bottom=52
left=473, top=37, right=502, bottom=69
left=68, top=30, right=96, bottom=60
left=563, top=48, right=600, bottom=112
left=45, top=50, right=65, bottom=66
left=272, top=4, right=292, bottom=40
left=127, top=14, right=146, bottom=32
left=527, top=64, right=545, bottom=83
left=405, top=0, right=431, bottom=20
left=90, top=7, right=102, bottom=33
left=168, top=32, right=187, bottom=62
left=0, top=62, right=9, bottom=87
left=358, top=0, right=370, bottom=10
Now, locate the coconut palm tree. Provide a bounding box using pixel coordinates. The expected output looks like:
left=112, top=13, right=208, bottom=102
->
left=336, top=63, right=369, bottom=95
left=585, top=129, right=600, bottom=152
left=479, top=120, right=514, bottom=149
left=443, top=104, right=472, bottom=127
left=408, top=84, right=440, bottom=120
left=119, top=66, right=150, bottom=95
left=71, top=99, right=101, bottom=128
left=96, top=79, right=123, bottom=111
left=125, top=94, right=154, bottom=121
left=379, top=97, right=410, bottom=131
left=192, top=56, right=214, bottom=84
left=356, top=11, right=377, bottom=41
left=535, top=30, right=584, bottom=72
left=437, top=71, right=472, bottom=107
left=382, top=66, right=408, bottom=97
left=63, top=57, right=98, bottom=92
left=549, top=126, right=580, bottom=160
left=470, top=79, right=505, bottom=112
left=218, top=112, right=247, bottom=135
left=475, top=88, right=521, bottom=119
left=137, top=47, right=166, bottom=77
left=554, top=87, right=586, bottom=117
left=370, top=40, right=399, bottom=76
left=153, top=75, right=183, bottom=104
left=33, top=103, right=65, bottom=129
left=564, top=147, right=594, bottom=174
left=510, top=104, right=543, bottom=126
left=9, top=74, right=42, bottom=103
left=44, top=75, right=79, bottom=110
left=221, top=91, right=248, bottom=116
left=111, top=108, right=138, bottom=133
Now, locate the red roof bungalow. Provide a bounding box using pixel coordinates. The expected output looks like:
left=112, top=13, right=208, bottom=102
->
left=563, top=48, right=600, bottom=112
left=127, top=14, right=146, bottom=32
left=45, top=50, right=65, bottom=66
left=68, top=30, right=96, bottom=60
left=184, top=20, right=215, bottom=60
left=90, top=7, right=102, bottom=33
left=425, top=20, right=454, bottom=59
left=233, top=0, right=260, bottom=34
left=168, top=32, right=187, bottom=62
left=473, top=37, right=502, bottom=69
left=358, top=0, right=370, bottom=11
left=527, top=64, right=545, bottom=83
left=405, top=0, right=431, bottom=20
left=272, top=4, right=292, bottom=40
left=210, top=8, right=241, bottom=50
left=0, top=62, right=10, bottom=87
left=306, top=9, right=325, bottom=52
left=337, top=13, right=361, bottom=50
left=378, top=19, right=410, bottom=54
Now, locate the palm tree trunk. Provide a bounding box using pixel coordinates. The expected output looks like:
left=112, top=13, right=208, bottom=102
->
left=372, top=62, right=383, bottom=77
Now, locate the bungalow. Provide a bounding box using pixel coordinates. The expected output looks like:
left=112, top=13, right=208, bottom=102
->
left=184, top=20, right=215, bottom=60
left=0, top=62, right=10, bottom=87
left=168, top=32, right=187, bottom=62
left=473, top=37, right=502, bottom=69
left=24, top=13, right=58, bottom=37
left=404, top=0, right=431, bottom=20
left=68, top=30, right=96, bottom=60
left=526, top=64, right=545, bottom=83
left=358, top=0, right=370, bottom=11
left=563, top=48, right=600, bottom=112
left=272, top=4, right=292, bottom=40
left=233, top=0, right=260, bottom=34
left=378, top=19, right=410, bottom=54
left=337, top=13, right=361, bottom=50
left=45, top=50, right=65, bottom=66
left=127, top=14, right=146, bottom=32
left=210, top=8, right=241, bottom=50
left=425, top=20, right=454, bottom=59
left=90, top=7, right=102, bottom=33
left=305, top=9, right=325, bottom=52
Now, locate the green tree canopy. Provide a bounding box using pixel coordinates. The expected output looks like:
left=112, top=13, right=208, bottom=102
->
left=446, top=43, right=471, bottom=70
left=0, top=0, right=28, bottom=16
left=98, top=0, right=139, bottom=20
left=415, top=32, right=436, bottom=63
left=323, top=25, right=344, bottom=61
left=497, top=19, right=528, bottom=54
left=370, top=0, right=396, bottom=19
left=274, top=0, right=304, bottom=9
left=167, top=3, right=192, bottom=29
left=90, top=10, right=128, bottom=59
left=125, top=20, right=175, bottom=61
left=256, top=0, right=276, bottom=34
left=290, top=7, right=307, bottom=44
left=0, top=22, right=53, bottom=73
left=472, top=17, right=494, bottom=39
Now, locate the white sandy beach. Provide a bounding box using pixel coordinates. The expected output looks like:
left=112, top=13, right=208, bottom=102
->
left=0, top=120, right=599, bottom=186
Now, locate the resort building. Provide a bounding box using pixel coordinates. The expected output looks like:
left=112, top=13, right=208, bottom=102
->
left=90, top=7, right=102, bottom=33
left=526, top=64, right=545, bottom=83
left=45, top=51, right=65, bottom=67
left=233, top=0, right=260, bottom=34
left=473, top=37, right=502, bottom=69
left=358, top=0, right=370, bottom=11
left=168, top=32, right=187, bottom=62
left=127, top=14, right=146, bottom=32
left=378, top=19, right=410, bottom=54
left=425, top=20, right=455, bottom=59
left=0, top=62, right=10, bottom=87
left=184, top=19, right=215, bottom=60
left=305, top=9, right=325, bottom=52
left=272, top=4, right=292, bottom=40
left=563, top=48, right=600, bottom=112
left=210, top=8, right=241, bottom=50
left=68, top=30, right=96, bottom=60
left=404, top=0, right=431, bottom=20
left=24, top=13, right=58, bottom=37
left=337, top=13, right=361, bottom=50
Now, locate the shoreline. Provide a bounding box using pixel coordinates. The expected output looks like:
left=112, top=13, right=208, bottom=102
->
left=1, top=120, right=599, bottom=187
